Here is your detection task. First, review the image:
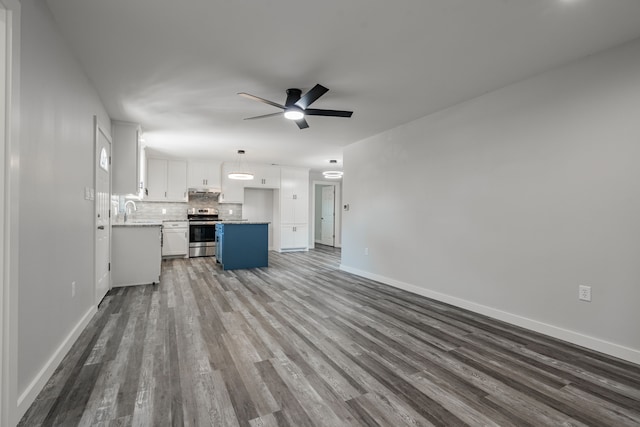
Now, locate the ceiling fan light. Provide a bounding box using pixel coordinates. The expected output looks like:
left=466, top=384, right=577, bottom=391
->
left=284, top=109, right=304, bottom=120
left=323, top=170, right=343, bottom=179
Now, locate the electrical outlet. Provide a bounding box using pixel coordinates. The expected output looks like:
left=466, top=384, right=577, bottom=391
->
left=71, top=281, right=76, bottom=297
left=579, top=285, right=591, bottom=302
left=229, top=209, right=233, bottom=215
left=364, top=247, right=369, bottom=256
left=162, top=208, right=167, bottom=214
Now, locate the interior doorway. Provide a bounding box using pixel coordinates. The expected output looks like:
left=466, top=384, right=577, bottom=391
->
left=318, top=186, right=335, bottom=246
left=313, top=181, right=341, bottom=248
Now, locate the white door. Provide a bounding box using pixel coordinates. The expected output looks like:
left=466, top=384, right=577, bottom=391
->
left=95, top=118, right=111, bottom=305
left=320, top=186, right=335, bottom=246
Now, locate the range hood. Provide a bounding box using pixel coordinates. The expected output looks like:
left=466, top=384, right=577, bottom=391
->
left=188, top=188, right=221, bottom=196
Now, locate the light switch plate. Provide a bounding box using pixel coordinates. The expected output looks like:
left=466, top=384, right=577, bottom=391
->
left=579, top=285, right=592, bottom=302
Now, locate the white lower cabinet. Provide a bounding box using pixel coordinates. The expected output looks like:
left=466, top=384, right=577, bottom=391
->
left=112, top=225, right=162, bottom=287
left=280, top=224, right=308, bottom=250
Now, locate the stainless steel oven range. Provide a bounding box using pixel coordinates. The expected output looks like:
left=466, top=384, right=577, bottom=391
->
left=188, top=207, right=220, bottom=257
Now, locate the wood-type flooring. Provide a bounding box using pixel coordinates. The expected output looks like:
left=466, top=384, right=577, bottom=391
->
left=19, top=246, right=640, bottom=426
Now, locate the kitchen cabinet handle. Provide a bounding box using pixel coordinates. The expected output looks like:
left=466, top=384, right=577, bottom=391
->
left=97, top=225, right=105, bottom=230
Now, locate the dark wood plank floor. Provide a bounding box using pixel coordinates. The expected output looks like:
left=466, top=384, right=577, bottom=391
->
left=20, top=246, right=640, bottom=426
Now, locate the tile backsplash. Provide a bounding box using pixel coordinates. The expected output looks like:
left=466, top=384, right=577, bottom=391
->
left=112, top=193, right=242, bottom=222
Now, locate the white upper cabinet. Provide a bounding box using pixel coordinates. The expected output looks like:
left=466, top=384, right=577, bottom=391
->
left=244, top=163, right=281, bottom=189
left=220, top=162, right=245, bottom=203
left=112, top=121, right=142, bottom=195
left=280, top=167, right=309, bottom=201
left=146, top=157, right=188, bottom=202
left=187, top=160, right=222, bottom=190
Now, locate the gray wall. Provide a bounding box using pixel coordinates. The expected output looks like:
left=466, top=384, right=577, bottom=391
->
left=18, top=0, right=111, bottom=402
left=342, top=38, right=640, bottom=363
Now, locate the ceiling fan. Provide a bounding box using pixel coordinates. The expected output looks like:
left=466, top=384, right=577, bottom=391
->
left=238, top=84, right=353, bottom=129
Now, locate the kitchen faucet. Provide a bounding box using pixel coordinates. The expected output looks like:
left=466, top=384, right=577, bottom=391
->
left=123, top=200, right=137, bottom=222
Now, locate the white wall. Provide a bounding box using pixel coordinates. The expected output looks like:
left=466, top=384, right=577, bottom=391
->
left=342, top=37, right=640, bottom=363
left=17, top=0, right=111, bottom=413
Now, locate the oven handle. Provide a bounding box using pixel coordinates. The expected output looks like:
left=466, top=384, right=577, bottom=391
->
left=188, top=221, right=220, bottom=225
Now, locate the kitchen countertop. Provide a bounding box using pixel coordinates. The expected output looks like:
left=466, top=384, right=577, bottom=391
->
left=112, top=222, right=162, bottom=227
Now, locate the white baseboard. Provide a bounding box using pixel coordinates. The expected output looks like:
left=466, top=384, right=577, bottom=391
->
left=339, top=265, right=640, bottom=365
left=17, top=305, right=97, bottom=419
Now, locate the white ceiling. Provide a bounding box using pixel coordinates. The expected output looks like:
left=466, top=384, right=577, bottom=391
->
left=45, top=0, right=640, bottom=172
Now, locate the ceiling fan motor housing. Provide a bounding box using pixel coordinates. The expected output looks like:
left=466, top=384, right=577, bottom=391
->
left=285, top=88, right=303, bottom=106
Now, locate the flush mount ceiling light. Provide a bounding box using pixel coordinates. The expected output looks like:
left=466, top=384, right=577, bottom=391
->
left=228, top=149, right=254, bottom=180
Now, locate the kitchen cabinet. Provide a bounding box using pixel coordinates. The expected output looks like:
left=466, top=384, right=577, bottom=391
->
left=112, top=224, right=162, bottom=286
left=244, top=163, right=281, bottom=189
left=162, top=221, right=188, bottom=257
left=146, top=157, right=188, bottom=202
left=281, top=195, right=308, bottom=224
left=112, top=121, right=142, bottom=195
left=220, top=162, right=245, bottom=203
left=188, top=160, right=222, bottom=190
left=280, top=224, right=308, bottom=250
left=216, top=222, right=268, bottom=270
left=281, top=167, right=308, bottom=200
left=278, top=167, right=309, bottom=252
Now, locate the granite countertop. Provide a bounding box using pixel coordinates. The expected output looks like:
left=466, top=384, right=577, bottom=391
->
left=112, top=221, right=163, bottom=227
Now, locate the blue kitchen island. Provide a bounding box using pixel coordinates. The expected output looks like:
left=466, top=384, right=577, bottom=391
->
left=215, top=222, right=269, bottom=270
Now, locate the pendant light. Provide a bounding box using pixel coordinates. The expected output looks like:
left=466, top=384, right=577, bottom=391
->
left=323, top=171, right=343, bottom=179
left=323, top=159, right=343, bottom=179
left=228, top=149, right=254, bottom=180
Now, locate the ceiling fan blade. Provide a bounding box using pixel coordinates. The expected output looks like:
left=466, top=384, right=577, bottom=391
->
left=304, top=108, right=353, bottom=118
left=244, top=112, right=284, bottom=120
left=295, top=84, right=329, bottom=109
left=295, top=118, right=309, bottom=129
left=238, top=92, right=285, bottom=110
